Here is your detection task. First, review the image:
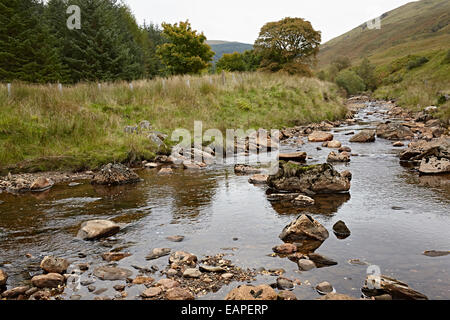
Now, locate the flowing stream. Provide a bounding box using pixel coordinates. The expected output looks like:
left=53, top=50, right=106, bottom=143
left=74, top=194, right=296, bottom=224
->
left=0, top=102, right=449, bottom=300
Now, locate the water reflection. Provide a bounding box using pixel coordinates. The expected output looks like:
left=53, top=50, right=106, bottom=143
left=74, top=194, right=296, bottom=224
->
left=269, top=193, right=351, bottom=216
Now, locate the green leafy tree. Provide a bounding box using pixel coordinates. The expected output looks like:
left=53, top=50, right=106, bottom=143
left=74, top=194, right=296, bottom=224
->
left=332, top=56, right=351, bottom=72
left=216, top=52, right=246, bottom=72
left=157, top=20, right=214, bottom=75
left=357, top=57, right=377, bottom=91
left=143, top=22, right=166, bottom=78
left=254, top=17, right=321, bottom=75
left=336, top=70, right=366, bottom=96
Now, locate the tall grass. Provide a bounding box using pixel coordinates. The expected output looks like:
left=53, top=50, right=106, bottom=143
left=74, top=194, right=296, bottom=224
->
left=0, top=73, right=346, bottom=173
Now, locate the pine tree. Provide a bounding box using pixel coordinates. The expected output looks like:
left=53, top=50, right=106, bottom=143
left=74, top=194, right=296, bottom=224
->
left=0, top=0, right=63, bottom=82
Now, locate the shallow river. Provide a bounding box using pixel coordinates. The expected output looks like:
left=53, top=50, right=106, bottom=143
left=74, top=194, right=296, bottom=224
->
left=0, top=103, right=449, bottom=300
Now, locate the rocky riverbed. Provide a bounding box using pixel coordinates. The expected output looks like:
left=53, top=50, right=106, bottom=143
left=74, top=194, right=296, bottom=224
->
left=0, top=97, right=449, bottom=300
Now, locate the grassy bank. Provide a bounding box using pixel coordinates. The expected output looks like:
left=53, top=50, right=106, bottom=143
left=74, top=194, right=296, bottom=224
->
left=373, top=49, right=450, bottom=122
left=0, top=73, right=347, bottom=174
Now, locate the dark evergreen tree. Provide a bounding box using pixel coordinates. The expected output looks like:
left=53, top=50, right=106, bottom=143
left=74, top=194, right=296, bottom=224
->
left=0, top=0, right=64, bottom=82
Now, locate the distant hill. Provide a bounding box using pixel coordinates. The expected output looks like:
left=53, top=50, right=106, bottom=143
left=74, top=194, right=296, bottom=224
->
left=317, top=0, right=450, bottom=68
left=206, top=41, right=253, bottom=62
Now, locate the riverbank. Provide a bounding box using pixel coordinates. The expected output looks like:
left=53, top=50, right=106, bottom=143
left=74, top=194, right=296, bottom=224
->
left=0, top=73, right=347, bottom=175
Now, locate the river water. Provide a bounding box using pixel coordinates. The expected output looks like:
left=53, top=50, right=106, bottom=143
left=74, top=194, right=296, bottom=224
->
left=0, top=103, right=449, bottom=300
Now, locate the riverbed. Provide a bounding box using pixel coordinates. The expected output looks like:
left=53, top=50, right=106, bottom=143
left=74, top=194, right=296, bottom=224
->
left=0, top=102, right=449, bottom=300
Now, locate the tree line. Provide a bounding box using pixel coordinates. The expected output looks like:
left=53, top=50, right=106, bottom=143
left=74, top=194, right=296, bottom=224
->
left=0, top=0, right=322, bottom=83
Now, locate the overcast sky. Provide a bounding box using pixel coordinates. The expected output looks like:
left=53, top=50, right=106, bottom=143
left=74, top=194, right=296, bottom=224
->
left=125, top=0, right=417, bottom=44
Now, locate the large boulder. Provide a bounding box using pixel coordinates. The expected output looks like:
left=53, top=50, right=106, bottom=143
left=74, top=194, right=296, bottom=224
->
left=268, top=162, right=351, bottom=194
left=349, top=130, right=376, bottom=143
left=31, top=273, right=65, bottom=288
left=225, top=285, right=277, bottom=300
left=92, top=163, right=141, bottom=186
left=400, top=137, right=450, bottom=162
left=308, top=131, right=333, bottom=142
left=77, top=220, right=120, bottom=240
left=279, top=214, right=329, bottom=243
left=376, top=123, right=414, bottom=140
left=362, top=275, right=428, bottom=300
left=40, top=256, right=70, bottom=274
left=419, top=157, right=450, bottom=174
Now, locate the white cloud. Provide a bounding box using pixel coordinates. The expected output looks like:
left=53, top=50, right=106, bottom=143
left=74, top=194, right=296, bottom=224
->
left=125, top=0, right=416, bottom=44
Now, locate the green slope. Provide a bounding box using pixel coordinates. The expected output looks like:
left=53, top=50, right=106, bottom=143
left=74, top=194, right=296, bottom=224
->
left=318, top=0, right=450, bottom=67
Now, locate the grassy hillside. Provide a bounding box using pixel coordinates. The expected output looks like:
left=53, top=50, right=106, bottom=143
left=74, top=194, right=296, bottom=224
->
left=318, top=0, right=450, bottom=67
left=317, top=0, right=449, bottom=121
left=207, top=41, right=254, bottom=62
left=0, top=73, right=346, bottom=174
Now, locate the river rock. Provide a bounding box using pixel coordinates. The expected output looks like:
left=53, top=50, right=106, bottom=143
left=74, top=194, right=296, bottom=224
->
left=276, top=277, right=294, bottom=290
left=362, top=275, right=428, bottom=300
left=339, top=146, right=352, bottom=153
left=183, top=268, right=202, bottom=278
left=92, top=163, right=140, bottom=186
left=199, top=265, right=226, bottom=273
left=225, top=285, right=277, bottom=300
left=234, top=164, right=261, bottom=174
left=169, top=251, right=197, bottom=267
left=158, top=167, right=173, bottom=175
left=146, top=248, right=171, bottom=260
left=376, top=123, right=413, bottom=140
left=316, top=282, right=334, bottom=294
left=327, top=151, right=350, bottom=163
left=268, top=162, right=351, bottom=194
left=156, top=279, right=180, bottom=290
left=267, top=193, right=300, bottom=202
left=102, top=252, right=131, bottom=262
left=400, top=136, right=450, bottom=162
left=318, top=293, right=356, bottom=300
left=141, top=287, right=162, bottom=298
left=279, top=152, right=307, bottom=162
left=93, top=266, right=133, bottom=281
left=327, top=140, right=342, bottom=148
left=167, top=235, right=185, bottom=242
left=30, top=177, right=54, bottom=192
left=31, top=273, right=65, bottom=288
left=307, top=253, right=338, bottom=267
left=132, top=276, right=154, bottom=285
left=278, top=291, right=297, bottom=300
left=1, top=286, right=29, bottom=298
left=333, top=220, right=351, bottom=237
left=165, top=287, right=195, bottom=300
left=292, top=195, right=315, bottom=206
left=297, top=259, right=316, bottom=271
left=0, top=269, right=7, bottom=287
left=349, top=130, right=376, bottom=143
left=272, top=243, right=297, bottom=255
left=393, top=141, right=405, bottom=147
left=419, top=157, right=450, bottom=174
left=308, top=131, right=333, bottom=142
left=77, top=220, right=120, bottom=240
left=40, top=256, right=70, bottom=274
left=248, top=174, right=268, bottom=185
left=280, top=214, right=329, bottom=243
left=423, top=250, right=450, bottom=257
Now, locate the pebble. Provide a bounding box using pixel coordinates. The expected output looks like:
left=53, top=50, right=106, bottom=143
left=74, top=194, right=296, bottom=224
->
left=298, top=259, right=316, bottom=271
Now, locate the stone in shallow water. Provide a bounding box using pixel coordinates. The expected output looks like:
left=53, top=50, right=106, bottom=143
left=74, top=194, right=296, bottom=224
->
left=362, top=275, right=428, bottom=300
left=268, top=162, right=351, bottom=194
left=167, top=235, right=185, bottom=242
left=101, top=252, right=131, bottom=262
left=31, top=273, right=65, bottom=288
left=248, top=174, right=268, bottom=185
left=333, top=220, right=351, bottom=238
left=92, top=163, right=141, bottom=186
left=0, top=269, right=8, bottom=286
left=349, top=130, right=376, bottom=143
left=40, top=256, right=70, bottom=274
left=77, top=220, right=120, bottom=240
left=225, top=285, right=278, bottom=300
left=146, top=248, right=171, bottom=261
left=423, top=250, right=450, bottom=257
left=93, top=266, right=133, bottom=281
left=419, top=157, right=450, bottom=174
left=141, top=287, right=162, bottom=298
left=297, top=259, right=316, bottom=271
left=279, top=214, right=329, bottom=243
left=183, top=268, right=202, bottom=278
left=166, top=287, right=195, bottom=300
left=308, top=131, right=333, bottom=142
left=316, top=282, right=334, bottom=294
